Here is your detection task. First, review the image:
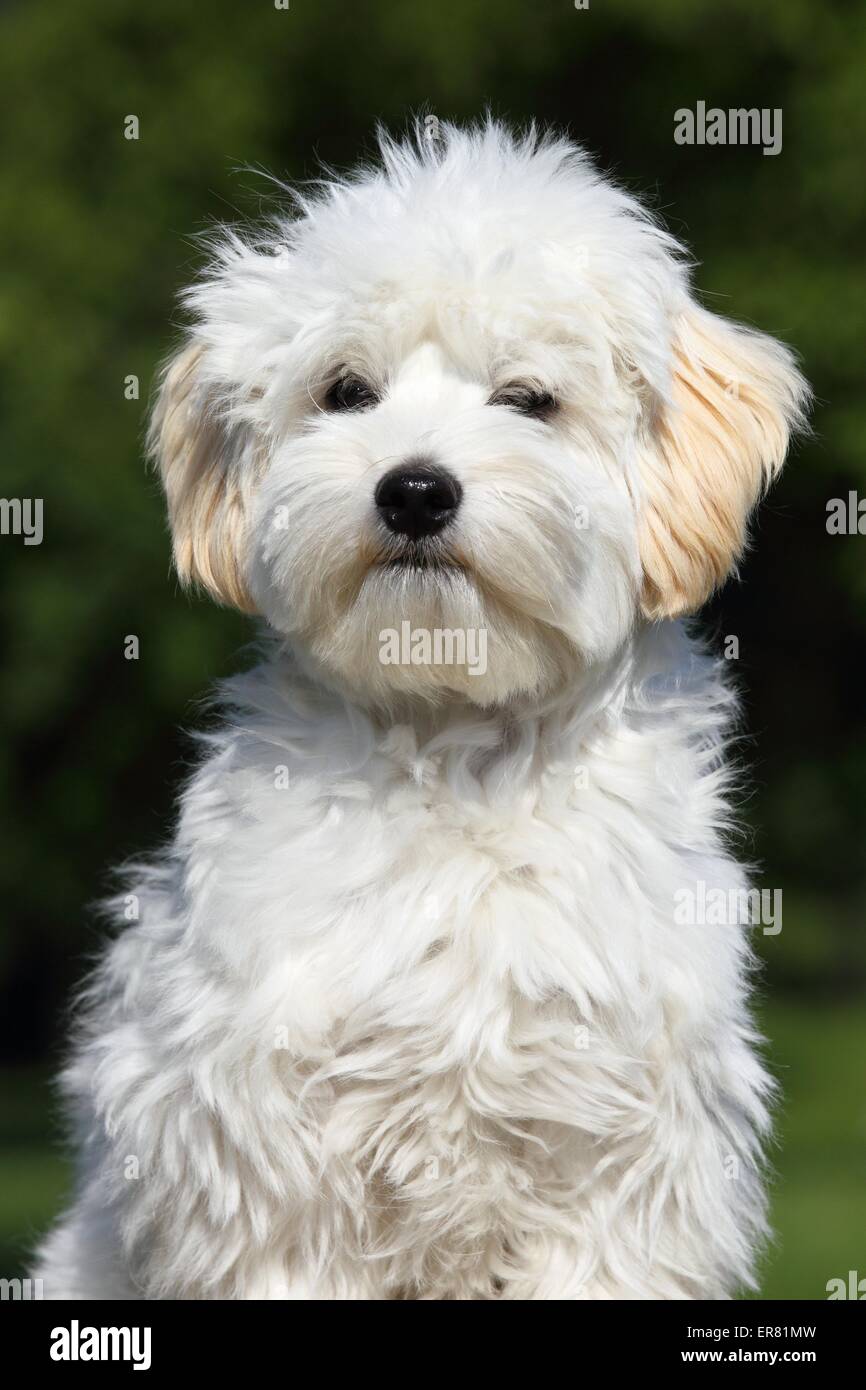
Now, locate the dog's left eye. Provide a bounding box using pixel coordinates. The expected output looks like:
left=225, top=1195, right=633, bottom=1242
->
left=489, top=384, right=557, bottom=418
left=325, top=374, right=380, bottom=412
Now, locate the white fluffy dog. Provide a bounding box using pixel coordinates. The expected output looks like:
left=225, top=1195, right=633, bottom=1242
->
left=35, top=122, right=808, bottom=1300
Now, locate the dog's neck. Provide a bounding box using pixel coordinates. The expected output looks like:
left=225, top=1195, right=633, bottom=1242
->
left=220, top=622, right=714, bottom=808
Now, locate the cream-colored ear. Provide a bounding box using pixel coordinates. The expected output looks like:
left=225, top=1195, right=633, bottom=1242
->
left=638, top=303, right=808, bottom=620
left=148, top=343, right=258, bottom=612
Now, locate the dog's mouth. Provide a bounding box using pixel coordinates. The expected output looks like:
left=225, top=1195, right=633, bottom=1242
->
left=376, top=540, right=465, bottom=575
left=382, top=553, right=460, bottom=573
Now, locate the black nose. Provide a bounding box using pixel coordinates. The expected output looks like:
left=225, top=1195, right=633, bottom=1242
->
left=374, top=464, right=462, bottom=540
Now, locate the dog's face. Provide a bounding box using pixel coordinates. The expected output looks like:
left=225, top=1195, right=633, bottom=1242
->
left=152, top=125, right=806, bottom=707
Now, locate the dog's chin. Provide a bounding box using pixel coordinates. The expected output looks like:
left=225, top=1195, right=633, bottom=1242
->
left=301, top=550, right=575, bottom=710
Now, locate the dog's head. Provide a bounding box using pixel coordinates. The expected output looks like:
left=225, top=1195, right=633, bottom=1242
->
left=150, top=122, right=808, bottom=707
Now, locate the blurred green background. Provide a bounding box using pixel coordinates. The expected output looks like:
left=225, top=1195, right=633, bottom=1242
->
left=1, top=0, right=864, bottom=1299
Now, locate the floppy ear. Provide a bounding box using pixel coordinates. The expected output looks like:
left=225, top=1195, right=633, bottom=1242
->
left=148, top=342, right=259, bottom=612
left=638, top=303, right=808, bottom=620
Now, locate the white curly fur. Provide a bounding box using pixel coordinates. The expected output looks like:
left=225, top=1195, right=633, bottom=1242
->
left=34, top=121, right=808, bottom=1300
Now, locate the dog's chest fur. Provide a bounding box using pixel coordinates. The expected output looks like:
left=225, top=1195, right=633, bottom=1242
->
left=64, top=644, right=765, bottom=1298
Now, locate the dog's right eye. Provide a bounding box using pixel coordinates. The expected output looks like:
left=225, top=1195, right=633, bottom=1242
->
left=325, top=375, right=380, bottom=412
